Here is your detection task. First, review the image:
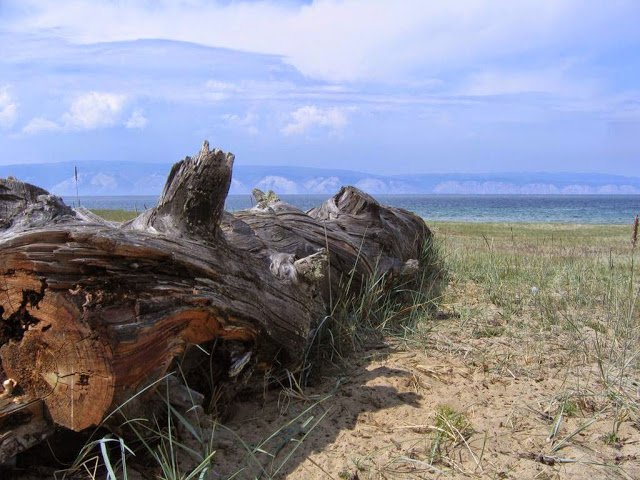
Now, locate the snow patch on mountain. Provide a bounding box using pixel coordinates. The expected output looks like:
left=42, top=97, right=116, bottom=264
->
left=304, top=176, right=341, bottom=194
left=254, top=175, right=300, bottom=194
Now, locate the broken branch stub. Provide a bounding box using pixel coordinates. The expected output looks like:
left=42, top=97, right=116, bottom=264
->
left=128, top=140, right=235, bottom=240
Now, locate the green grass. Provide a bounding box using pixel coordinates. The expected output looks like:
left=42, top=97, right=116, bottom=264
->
left=90, top=209, right=139, bottom=222
left=433, top=222, right=638, bottom=331
left=431, top=404, right=473, bottom=452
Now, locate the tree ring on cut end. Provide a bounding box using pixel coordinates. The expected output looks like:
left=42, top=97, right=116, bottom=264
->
left=0, top=290, right=114, bottom=431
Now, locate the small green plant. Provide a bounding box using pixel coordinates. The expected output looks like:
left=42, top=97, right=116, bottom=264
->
left=603, top=432, right=620, bottom=446
left=434, top=405, right=473, bottom=438
left=429, top=404, right=473, bottom=462
left=563, top=400, right=578, bottom=417
left=472, top=325, right=504, bottom=338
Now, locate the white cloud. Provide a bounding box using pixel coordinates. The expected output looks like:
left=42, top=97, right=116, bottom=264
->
left=463, top=71, right=562, bottom=96
left=20, top=91, right=144, bottom=135
left=7, top=1, right=639, bottom=83
left=206, top=81, right=239, bottom=91
left=21, top=117, right=61, bottom=134
left=0, top=86, right=18, bottom=128
left=221, top=112, right=259, bottom=134
left=205, top=81, right=244, bottom=101
left=460, top=66, right=598, bottom=97
left=282, top=106, right=348, bottom=135
left=222, top=112, right=259, bottom=126
left=203, top=80, right=302, bottom=103
left=126, top=109, right=148, bottom=129
left=62, top=91, right=126, bottom=129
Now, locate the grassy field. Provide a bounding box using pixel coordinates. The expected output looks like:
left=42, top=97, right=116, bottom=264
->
left=71, top=215, right=639, bottom=479
left=90, top=208, right=139, bottom=222
left=435, top=221, right=638, bottom=358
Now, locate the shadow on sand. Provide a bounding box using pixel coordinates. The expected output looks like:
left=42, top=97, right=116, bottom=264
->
left=211, top=359, right=423, bottom=479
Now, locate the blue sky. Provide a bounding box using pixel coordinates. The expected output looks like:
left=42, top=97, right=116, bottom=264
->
left=0, top=0, right=639, bottom=175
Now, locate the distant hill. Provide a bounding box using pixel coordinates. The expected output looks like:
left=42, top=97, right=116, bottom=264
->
left=1, top=161, right=639, bottom=196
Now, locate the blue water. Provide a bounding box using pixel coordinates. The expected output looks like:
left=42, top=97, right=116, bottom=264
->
left=64, top=194, right=640, bottom=225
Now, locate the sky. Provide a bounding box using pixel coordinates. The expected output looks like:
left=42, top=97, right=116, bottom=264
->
left=0, top=0, right=639, bottom=175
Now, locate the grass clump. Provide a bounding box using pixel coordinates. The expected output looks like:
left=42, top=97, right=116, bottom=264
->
left=472, top=325, right=504, bottom=338
left=305, top=232, right=447, bottom=373
left=433, top=405, right=473, bottom=439
left=429, top=405, right=473, bottom=463
left=603, top=431, right=621, bottom=446
left=563, top=400, right=579, bottom=417
left=60, top=376, right=331, bottom=479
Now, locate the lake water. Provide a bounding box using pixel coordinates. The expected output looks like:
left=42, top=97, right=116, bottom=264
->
left=64, top=194, right=640, bottom=225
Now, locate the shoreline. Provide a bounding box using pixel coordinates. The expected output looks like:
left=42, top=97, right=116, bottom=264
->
left=92, top=208, right=639, bottom=227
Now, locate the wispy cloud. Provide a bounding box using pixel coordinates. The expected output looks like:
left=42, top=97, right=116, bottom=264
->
left=459, top=64, right=599, bottom=98
left=125, top=109, right=148, bottom=129
left=204, top=81, right=245, bottom=101
left=221, top=112, right=259, bottom=135
left=0, top=86, right=18, bottom=128
left=6, top=1, right=638, bottom=83
left=21, top=117, right=61, bottom=135
left=282, top=105, right=349, bottom=135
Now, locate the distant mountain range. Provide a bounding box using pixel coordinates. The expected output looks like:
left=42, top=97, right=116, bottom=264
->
left=1, top=161, right=639, bottom=196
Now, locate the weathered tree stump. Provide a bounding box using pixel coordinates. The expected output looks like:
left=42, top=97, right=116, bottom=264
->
left=0, top=142, right=430, bottom=462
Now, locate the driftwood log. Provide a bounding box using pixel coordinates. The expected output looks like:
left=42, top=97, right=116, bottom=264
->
left=0, top=142, right=430, bottom=462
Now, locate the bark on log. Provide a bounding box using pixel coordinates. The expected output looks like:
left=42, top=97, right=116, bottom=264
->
left=0, top=141, right=430, bottom=462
